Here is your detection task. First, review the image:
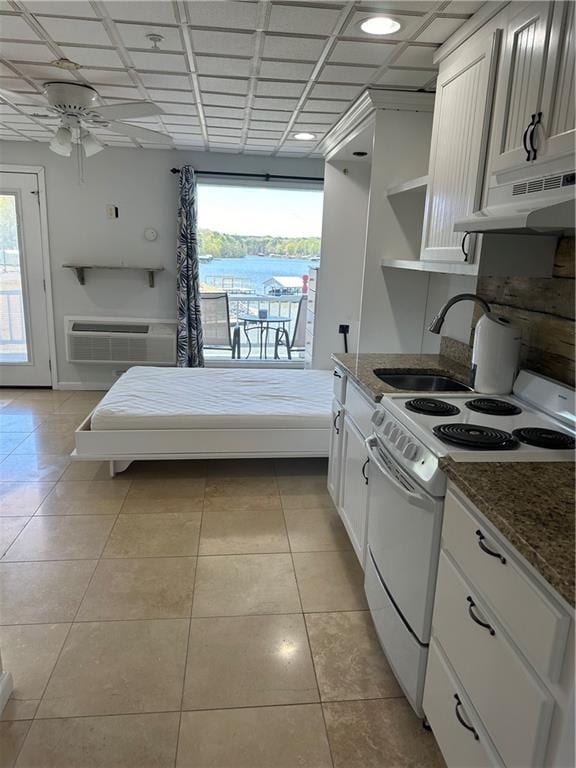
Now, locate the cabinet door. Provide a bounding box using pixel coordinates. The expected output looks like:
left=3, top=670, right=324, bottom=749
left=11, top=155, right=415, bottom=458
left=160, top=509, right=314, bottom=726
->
left=327, top=400, right=342, bottom=506
left=538, top=0, right=575, bottom=164
left=338, top=414, right=369, bottom=565
left=421, top=31, right=500, bottom=262
left=490, top=2, right=553, bottom=175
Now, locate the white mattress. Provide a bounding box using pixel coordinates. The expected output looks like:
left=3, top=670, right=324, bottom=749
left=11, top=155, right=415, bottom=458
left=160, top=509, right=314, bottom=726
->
left=91, top=367, right=333, bottom=431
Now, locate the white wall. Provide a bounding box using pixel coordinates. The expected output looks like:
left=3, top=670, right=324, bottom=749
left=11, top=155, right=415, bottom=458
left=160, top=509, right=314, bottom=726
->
left=0, top=141, right=323, bottom=387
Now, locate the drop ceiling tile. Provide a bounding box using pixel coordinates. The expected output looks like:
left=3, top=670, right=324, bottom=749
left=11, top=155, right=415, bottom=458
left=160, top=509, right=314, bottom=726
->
left=208, top=134, right=241, bottom=143
left=252, top=96, right=298, bottom=111
left=35, top=17, right=111, bottom=46
left=206, top=117, right=244, bottom=128
left=0, top=77, right=37, bottom=93
left=97, top=85, right=141, bottom=99
left=162, top=114, right=199, bottom=125
left=187, top=1, right=257, bottom=29
left=245, top=137, right=279, bottom=146
left=81, top=68, right=135, bottom=86
left=377, top=67, right=438, bottom=87
left=204, top=105, right=245, bottom=119
left=393, top=44, right=438, bottom=68
left=262, top=35, right=326, bottom=61
left=283, top=140, right=317, bottom=150
left=268, top=5, right=341, bottom=35
left=299, top=111, right=338, bottom=123
left=310, top=83, right=361, bottom=100
left=304, top=99, right=347, bottom=113
left=416, top=17, right=468, bottom=43
left=190, top=29, right=255, bottom=57
left=9, top=62, right=73, bottom=81
left=128, top=51, right=188, bottom=72
left=293, top=123, right=328, bottom=133
left=0, top=103, right=17, bottom=112
left=0, top=41, right=55, bottom=62
left=259, top=60, right=313, bottom=80
left=255, top=80, right=303, bottom=98
left=60, top=46, right=124, bottom=68
left=203, top=92, right=245, bottom=108
left=247, top=130, right=283, bottom=139
left=22, top=1, right=96, bottom=17
left=249, top=120, right=286, bottom=131
left=138, top=72, right=190, bottom=89
left=206, top=126, right=242, bottom=137
left=168, top=128, right=203, bottom=136
left=445, top=1, right=485, bottom=13
left=343, top=11, right=426, bottom=39
left=105, top=1, right=178, bottom=24
left=0, top=14, right=41, bottom=40
left=319, top=63, right=378, bottom=83
left=330, top=40, right=396, bottom=66
left=116, top=23, right=183, bottom=51
left=250, top=108, right=293, bottom=121
left=147, top=88, right=194, bottom=104
left=198, top=76, right=249, bottom=95
left=157, top=102, right=196, bottom=115
left=196, top=56, right=251, bottom=77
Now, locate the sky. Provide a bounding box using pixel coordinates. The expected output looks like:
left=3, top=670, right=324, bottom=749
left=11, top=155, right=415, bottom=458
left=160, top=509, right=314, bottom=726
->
left=197, top=184, right=324, bottom=238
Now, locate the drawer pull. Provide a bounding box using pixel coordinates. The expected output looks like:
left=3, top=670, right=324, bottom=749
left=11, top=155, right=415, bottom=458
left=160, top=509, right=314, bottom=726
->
left=333, top=410, right=341, bottom=435
left=333, top=370, right=342, bottom=379
left=362, top=458, right=369, bottom=485
left=467, top=596, right=495, bottom=636
left=475, top=530, right=506, bottom=564
left=454, top=694, right=479, bottom=741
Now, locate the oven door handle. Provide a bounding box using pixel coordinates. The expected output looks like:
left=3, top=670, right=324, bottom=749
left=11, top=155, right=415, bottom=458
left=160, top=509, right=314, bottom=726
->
left=365, top=436, right=430, bottom=510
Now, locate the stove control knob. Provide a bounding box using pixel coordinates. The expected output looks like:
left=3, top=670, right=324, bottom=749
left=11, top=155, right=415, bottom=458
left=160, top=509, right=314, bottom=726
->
left=397, top=434, right=408, bottom=451
left=403, top=442, right=419, bottom=461
left=383, top=421, right=393, bottom=438
left=390, top=427, right=400, bottom=443
left=372, top=410, right=385, bottom=427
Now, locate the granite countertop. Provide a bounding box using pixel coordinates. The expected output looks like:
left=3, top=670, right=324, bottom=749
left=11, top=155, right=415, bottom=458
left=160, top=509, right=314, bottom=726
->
left=331, top=352, right=472, bottom=402
left=441, top=459, right=575, bottom=607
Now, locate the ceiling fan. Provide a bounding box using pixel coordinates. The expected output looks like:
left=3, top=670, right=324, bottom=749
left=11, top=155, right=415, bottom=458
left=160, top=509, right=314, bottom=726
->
left=0, top=80, right=173, bottom=157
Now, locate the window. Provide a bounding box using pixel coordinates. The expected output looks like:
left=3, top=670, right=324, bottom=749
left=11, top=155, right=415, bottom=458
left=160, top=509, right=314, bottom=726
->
left=197, top=184, right=323, bottom=363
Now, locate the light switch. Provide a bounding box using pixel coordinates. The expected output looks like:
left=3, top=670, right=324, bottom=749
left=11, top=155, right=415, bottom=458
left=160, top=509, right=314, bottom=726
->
left=106, top=205, right=119, bottom=219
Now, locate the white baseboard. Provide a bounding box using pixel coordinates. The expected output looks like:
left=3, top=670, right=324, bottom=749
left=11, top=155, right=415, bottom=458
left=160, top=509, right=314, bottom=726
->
left=0, top=671, right=13, bottom=715
left=56, top=382, right=112, bottom=391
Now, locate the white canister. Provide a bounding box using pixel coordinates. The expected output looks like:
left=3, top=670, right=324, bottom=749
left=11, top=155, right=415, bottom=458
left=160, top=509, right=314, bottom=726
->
left=471, top=314, right=521, bottom=394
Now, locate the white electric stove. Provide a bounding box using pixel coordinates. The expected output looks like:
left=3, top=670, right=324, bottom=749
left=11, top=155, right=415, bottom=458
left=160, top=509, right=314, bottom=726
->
left=363, top=370, right=575, bottom=716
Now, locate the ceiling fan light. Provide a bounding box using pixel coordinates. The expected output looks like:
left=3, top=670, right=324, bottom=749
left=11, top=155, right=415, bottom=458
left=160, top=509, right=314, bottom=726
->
left=82, top=132, right=105, bottom=157
left=294, top=132, right=316, bottom=141
left=360, top=16, right=401, bottom=35
left=49, top=126, right=72, bottom=156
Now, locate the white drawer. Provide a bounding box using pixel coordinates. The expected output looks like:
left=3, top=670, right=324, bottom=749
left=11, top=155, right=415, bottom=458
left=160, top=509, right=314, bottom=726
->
left=433, top=551, right=554, bottom=768
left=424, top=639, right=504, bottom=768
left=345, top=380, right=374, bottom=438
left=444, top=488, right=570, bottom=682
left=332, top=367, right=346, bottom=403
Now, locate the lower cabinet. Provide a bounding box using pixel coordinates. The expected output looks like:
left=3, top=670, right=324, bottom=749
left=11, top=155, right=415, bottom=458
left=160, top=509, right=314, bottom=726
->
left=338, top=412, right=370, bottom=565
left=327, top=398, right=342, bottom=506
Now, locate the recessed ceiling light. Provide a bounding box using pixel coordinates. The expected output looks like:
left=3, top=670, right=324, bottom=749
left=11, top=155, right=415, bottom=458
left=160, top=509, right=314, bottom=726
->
left=360, top=16, right=401, bottom=35
left=294, top=132, right=316, bottom=141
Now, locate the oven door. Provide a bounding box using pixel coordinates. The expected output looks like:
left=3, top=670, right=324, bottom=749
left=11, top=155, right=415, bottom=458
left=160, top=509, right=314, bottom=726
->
left=365, top=435, right=443, bottom=644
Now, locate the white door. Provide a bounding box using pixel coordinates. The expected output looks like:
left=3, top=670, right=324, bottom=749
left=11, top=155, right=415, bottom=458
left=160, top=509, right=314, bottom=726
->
left=420, top=30, right=501, bottom=262
left=489, top=2, right=553, bottom=175
left=338, top=414, right=369, bottom=566
left=0, top=171, right=52, bottom=387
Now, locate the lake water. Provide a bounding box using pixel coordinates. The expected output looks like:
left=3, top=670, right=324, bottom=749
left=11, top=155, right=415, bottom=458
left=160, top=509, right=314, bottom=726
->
left=199, top=255, right=319, bottom=294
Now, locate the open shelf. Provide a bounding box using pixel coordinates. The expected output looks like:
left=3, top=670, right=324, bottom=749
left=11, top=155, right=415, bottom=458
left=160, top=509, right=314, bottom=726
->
left=380, top=258, right=478, bottom=275
left=386, top=175, right=428, bottom=198
left=63, top=264, right=165, bottom=287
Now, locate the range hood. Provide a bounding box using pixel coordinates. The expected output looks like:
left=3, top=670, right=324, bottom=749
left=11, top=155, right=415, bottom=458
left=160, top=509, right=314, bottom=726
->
left=455, top=169, right=575, bottom=235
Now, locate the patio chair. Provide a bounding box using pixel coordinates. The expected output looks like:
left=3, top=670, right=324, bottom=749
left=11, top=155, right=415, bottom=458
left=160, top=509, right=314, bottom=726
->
left=200, top=292, right=240, bottom=359
left=274, top=295, right=307, bottom=360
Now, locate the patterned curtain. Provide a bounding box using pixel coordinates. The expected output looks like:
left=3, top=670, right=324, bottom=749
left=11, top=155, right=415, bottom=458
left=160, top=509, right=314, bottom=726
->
left=176, top=166, right=204, bottom=367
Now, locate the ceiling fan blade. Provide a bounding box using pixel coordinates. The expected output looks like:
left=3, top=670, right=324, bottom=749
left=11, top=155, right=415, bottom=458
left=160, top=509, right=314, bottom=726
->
left=0, top=87, right=49, bottom=110
left=107, top=120, right=173, bottom=145
left=94, top=101, right=163, bottom=120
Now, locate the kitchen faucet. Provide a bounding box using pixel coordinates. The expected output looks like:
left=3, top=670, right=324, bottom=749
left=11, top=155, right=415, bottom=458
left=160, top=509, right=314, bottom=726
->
left=428, top=293, right=491, bottom=334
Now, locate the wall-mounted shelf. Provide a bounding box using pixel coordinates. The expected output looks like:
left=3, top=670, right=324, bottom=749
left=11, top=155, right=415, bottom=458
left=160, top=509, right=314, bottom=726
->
left=386, top=175, right=428, bottom=198
left=381, top=258, right=478, bottom=275
left=63, top=264, right=165, bottom=287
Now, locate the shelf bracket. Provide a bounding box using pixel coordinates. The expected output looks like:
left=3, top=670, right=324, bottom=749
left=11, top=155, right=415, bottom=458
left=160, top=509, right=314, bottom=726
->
left=74, top=267, right=86, bottom=285
left=148, top=270, right=155, bottom=288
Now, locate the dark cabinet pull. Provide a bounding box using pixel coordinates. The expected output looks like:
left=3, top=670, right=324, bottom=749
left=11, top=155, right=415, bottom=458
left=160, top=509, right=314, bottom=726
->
left=522, top=114, right=535, bottom=160
left=333, top=410, right=341, bottom=435
left=454, top=694, right=479, bottom=741
left=461, top=232, right=470, bottom=259
left=528, top=111, right=542, bottom=160
left=362, top=458, right=369, bottom=484
left=467, top=596, right=495, bottom=636
left=475, top=529, right=506, bottom=564
left=333, top=370, right=342, bottom=379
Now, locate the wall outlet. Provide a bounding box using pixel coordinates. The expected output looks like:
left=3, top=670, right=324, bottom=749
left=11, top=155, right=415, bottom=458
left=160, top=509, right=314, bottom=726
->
left=106, top=205, right=119, bottom=220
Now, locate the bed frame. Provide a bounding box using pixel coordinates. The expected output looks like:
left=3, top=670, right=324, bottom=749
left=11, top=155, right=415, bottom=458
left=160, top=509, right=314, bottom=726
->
left=73, top=411, right=330, bottom=476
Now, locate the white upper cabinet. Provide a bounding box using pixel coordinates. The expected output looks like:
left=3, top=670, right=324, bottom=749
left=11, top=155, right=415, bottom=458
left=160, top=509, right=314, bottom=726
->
left=421, top=30, right=500, bottom=262
left=490, top=1, right=575, bottom=176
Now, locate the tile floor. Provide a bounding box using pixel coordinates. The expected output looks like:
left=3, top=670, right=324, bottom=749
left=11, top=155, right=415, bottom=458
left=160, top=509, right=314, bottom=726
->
left=0, top=388, right=445, bottom=768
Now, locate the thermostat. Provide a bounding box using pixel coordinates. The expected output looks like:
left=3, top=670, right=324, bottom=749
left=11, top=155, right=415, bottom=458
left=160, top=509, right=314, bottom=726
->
left=144, top=228, right=158, bottom=241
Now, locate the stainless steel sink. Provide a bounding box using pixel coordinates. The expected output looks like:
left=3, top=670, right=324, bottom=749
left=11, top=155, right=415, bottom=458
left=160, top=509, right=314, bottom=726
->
left=373, top=371, right=472, bottom=392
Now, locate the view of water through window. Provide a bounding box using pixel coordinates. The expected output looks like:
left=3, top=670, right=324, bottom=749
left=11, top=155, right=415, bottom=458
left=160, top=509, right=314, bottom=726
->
left=197, top=184, right=323, bottom=361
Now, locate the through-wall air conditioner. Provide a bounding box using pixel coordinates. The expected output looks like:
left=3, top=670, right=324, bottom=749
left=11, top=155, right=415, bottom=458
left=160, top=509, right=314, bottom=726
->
left=65, top=317, right=176, bottom=364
